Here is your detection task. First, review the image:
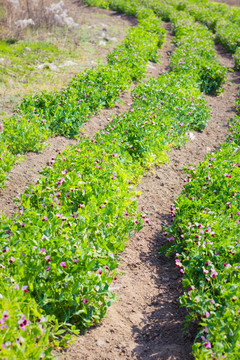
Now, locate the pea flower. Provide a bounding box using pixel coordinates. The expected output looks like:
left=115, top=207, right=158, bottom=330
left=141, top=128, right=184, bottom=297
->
left=9, top=256, right=15, bottom=264
left=203, top=311, right=210, bottom=318
left=60, top=262, right=67, bottom=268
left=204, top=342, right=212, bottom=349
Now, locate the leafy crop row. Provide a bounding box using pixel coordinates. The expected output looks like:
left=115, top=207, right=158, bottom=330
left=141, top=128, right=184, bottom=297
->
left=0, top=26, right=214, bottom=357
left=0, top=10, right=166, bottom=188
left=159, top=0, right=240, bottom=68
left=0, top=0, right=234, bottom=358
left=164, top=77, right=240, bottom=360
left=167, top=11, right=226, bottom=95
left=84, top=0, right=227, bottom=96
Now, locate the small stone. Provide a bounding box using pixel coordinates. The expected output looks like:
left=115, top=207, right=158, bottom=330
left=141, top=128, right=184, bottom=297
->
left=99, top=40, right=107, bottom=46
left=97, top=339, right=105, bottom=347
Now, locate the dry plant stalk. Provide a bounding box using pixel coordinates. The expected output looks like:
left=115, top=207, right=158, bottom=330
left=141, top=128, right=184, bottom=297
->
left=2, top=0, right=63, bottom=37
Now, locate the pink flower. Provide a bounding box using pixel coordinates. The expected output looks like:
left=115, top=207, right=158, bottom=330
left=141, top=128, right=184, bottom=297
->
left=9, top=256, right=15, bottom=264
left=60, top=262, right=67, bottom=268
left=3, top=311, right=8, bottom=320
left=1, top=324, right=8, bottom=330
left=83, top=298, right=88, bottom=303
left=203, top=311, right=210, bottom=318
left=45, top=266, right=50, bottom=271
left=42, top=216, right=48, bottom=221
left=204, top=342, right=212, bottom=349
left=21, top=285, right=28, bottom=293
left=40, top=248, right=46, bottom=253
left=45, top=255, right=51, bottom=262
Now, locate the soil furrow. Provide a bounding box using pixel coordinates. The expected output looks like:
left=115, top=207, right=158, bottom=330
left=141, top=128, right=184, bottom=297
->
left=59, top=29, right=239, bottom=360
left=0, top=10, right=170, bottom=217
left=83, top=22, right=173, bottom=138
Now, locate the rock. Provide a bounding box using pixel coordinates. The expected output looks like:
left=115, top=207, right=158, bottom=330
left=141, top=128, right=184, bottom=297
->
left=188, top=131, right=196, bottom=141
left=59, top=60, right=78, bottom=68
left=146, top=63, right=155, bottom=69
left=109, top=283, right=122, bottom=291
left=37, top=63, right=59, bottom=71
left=99, top=40, right=107, bottom=46
left=97, top=339, right=105, bottom=347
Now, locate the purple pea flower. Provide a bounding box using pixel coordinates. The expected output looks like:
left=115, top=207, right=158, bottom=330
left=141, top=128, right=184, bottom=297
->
left=204, top=342, right=212, bottom=349
left=203, top=311, right=210, bottom=318
left=9, top=256, right=15, bottom=264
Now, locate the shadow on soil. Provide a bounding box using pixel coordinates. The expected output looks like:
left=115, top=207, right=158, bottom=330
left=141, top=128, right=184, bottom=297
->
left=131, top=214, right=197, bottom=360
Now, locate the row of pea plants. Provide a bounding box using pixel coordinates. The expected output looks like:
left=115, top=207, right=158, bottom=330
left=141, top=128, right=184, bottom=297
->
left=161, top=0, right=240, bottom=69
left=0, top=37, right=214, bottom=358
left=0, top=9, right=166, bottom=188
left=163, top=90, right=240, bottom=359
left=84, top=0, right=227, bottom=96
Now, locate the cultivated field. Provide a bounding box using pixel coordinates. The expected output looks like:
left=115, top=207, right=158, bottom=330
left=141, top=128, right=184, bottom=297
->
left=0, top=0, right=239, bottom=359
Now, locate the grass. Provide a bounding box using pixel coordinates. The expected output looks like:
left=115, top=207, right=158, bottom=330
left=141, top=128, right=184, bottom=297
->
left=0, top=14, right=130, bottom=122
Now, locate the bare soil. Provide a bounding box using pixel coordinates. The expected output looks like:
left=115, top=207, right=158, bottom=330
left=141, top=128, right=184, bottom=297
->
left=0, top=19, right=171, bottom=217
left=0, top=8, right=239, bottom=360
left=58, top=26, right=239, bottom=360
left=214, top=0, right=240, bottom=5
left=0, top=5, right=136, bottom=216
left=0, top=2, right=135, bottom=121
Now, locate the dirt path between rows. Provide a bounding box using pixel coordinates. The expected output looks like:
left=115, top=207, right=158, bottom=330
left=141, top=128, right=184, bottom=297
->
left=0, top=6, right=136, bottom=217
left=1, top=12, right=239, bottom=359
left=58, top=28, right=240, bottom=360
left=0, top=8, right=171, bottom=217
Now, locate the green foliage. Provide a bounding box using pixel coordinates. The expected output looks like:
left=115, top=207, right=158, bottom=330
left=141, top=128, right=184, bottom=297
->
left=164, top=83, right=240, bottom=358
left=140, top=0, right=227, bottom=95
left=233, top=47, right=240, bottom=70
left=0, top=11, right=165, bottom=186
left=162, top=0, right=240, bottom=59
left=2, top=114, right=50, bottom=154
left=1, top=0, right=238, bottom=358
left=216, top=20, right=240, bottom=53
left=0, top=21, right=212, bottom=354
left=0, top=274, right=53, bottom=359
left=0, top=40, right=61, bottom=81
left=165, top=143, right=240, bottom=359
left=0, top=144, right=16, bottom=187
